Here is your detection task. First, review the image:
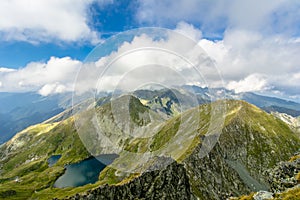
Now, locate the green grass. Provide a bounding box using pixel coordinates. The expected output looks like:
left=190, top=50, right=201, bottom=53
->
left=0, top=117, right=91, bottom=199
left=128, top=95, right=150, bottom=125
left=124, top=137, right=150, bottom=153
left=149, top=115, right=181, bottom=151
left=0, top=95, right=155, bottom=199
left=1, top=99, right=299, bottom=199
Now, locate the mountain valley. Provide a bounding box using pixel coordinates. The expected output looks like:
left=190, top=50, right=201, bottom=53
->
left=0, top=90, right=299, bottom=199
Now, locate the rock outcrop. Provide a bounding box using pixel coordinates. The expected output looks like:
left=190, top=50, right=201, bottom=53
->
left=62, top=162, right=194, bottom=200
left=267, top=153, right=300, bottom=193
left=253, top=191, right=274, bottom=200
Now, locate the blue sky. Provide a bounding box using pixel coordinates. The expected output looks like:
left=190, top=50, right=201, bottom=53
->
left=0, top=0, right=229, bottom=68
left=0, top=0, right=139, bottom=68
left=0, top=0, right=299, bottom=102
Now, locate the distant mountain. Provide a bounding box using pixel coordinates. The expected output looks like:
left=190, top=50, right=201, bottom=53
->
left=239, top=92, right=300, bottom=111
left=133, top=88, right=209, bottom=118
left=182, top=85, right=300, bottom=116
left=0, top=94, right=299, bottom=199
left=0, top=92, right=71, bottom=144
left=1, top=86, right=299, bottom=144
left=262, top=105, right=300, bottom=117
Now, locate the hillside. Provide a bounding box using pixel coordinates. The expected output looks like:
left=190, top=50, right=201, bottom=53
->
left=0, top=97, right=299, bottom=199
left=1, top=87, right=299, bottom=145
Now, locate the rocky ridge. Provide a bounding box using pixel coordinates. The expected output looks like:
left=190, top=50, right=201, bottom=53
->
left=62, top=161, right=194, bottom=200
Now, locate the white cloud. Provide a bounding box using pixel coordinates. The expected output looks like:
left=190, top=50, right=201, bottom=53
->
left=0, top=57, right=81, bottom=95
left=71, top=26, right=223, bottom=96
left=0, top=67, right=16, bottom=73
left=80, top=28, right=217, bottom=93
left=268, top=73, right=300, bottom=97
left=38, top=83, right=67, bottom=96
left=227, top=74, right=268, bottom=93
left=175, top=21, right=202, bottom=41
left=198, top=29, right=300, bottom=96
left=136, top=0, right=298, bottom=37
left=0, top=0, right=103, bottom=43
left=1, top=22, right=299, bottom=100
left=139, top=0, right=300, bottom=100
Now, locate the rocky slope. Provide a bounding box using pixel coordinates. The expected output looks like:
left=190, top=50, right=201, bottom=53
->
left=181, top=100, right=299, bottom=199
left=268, top=153, right=300, bottom=194
left=271, top=111, right=300, bottom=133
left=230, top=152, right=300, bottom=200
left=63, top=161, right=194, bottom=200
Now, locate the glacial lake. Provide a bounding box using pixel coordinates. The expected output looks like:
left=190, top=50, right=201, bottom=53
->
left=54, top=154, right=118, bottom=188
left=48, top=155, right=61, bottom=167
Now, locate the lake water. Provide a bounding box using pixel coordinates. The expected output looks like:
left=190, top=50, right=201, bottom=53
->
left=48, top=155, right=61, bottom=167
left=54, top=154, right=118, bottom=188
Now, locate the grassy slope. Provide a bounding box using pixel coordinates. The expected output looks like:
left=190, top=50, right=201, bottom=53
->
left=0, top=118, right=92, bottom=199
left=0, top=99, right=299, bottom=199
left=0, top=95, right=162, bottom=199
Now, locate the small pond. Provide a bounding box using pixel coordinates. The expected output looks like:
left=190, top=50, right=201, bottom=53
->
left=54, top=154, right=118, bottom=188
left=48, top=155, right=61, bottom=167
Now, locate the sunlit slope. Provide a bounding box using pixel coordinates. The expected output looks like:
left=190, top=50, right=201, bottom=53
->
left=0, top=95, right=164, bottom=199
left=0, top=97, right=299, bottom=199
left=0, top=118, right=90, bottom=199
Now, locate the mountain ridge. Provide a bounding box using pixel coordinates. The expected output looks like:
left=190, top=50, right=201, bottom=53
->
left=0, top=95, right=299, bottom=199
left=1, top=86, right=299, bottom=144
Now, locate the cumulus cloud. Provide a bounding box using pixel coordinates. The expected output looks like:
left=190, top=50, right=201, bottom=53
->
left=268, top=73, right=300, bottom=97
left=74, top=28, right=215, bottom=95
left=136, top=0, right=299, bottom=37
left=0, top=0, right=104, bottom=43
left=175, top=21, right=202, bottom=41
left=0, top=57, right=81, bottom=95
left=136, top=0, right=219, bottom=28
left=38, top=83, right=68, bottom=96
left=134, top=0, right=300, bottom=100
left=0, top=22, right=299, bottom=101
left=198, top=29, right=300, bottom=97
left=0, top=68, right=16, bottom=73
left=227, top=74, right=269, bottom=93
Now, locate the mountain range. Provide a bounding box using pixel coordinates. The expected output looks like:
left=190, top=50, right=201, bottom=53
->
left=1, top=86, right=299, bottom=145
left=0, top=88, right=299, bottom=199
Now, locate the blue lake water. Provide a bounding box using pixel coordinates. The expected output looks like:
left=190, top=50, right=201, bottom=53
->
left=54, top=154, right=118, bottom=188
left=48, top=155, right=61, bottom=167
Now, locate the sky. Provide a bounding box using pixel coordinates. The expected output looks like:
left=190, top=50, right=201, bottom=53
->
left=0, top=0, right=299, bottom=102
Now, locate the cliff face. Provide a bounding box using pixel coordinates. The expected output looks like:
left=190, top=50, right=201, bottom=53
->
left=184, top=144, right=252, bottom=199
left=229, top=153, right=300, bottom=200
left=63, top=162, right=194, bottom=200
left=267, top=153, right=300, bottom=194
